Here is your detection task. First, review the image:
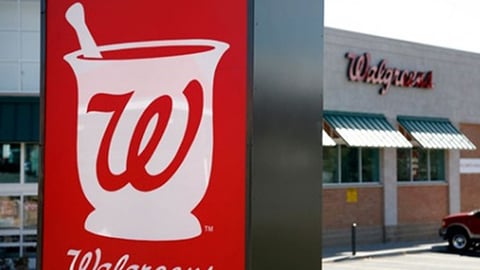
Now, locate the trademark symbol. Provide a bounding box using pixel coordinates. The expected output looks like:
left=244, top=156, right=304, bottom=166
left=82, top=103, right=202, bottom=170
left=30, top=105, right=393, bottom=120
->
left=204, top=225, right=214, bottom=232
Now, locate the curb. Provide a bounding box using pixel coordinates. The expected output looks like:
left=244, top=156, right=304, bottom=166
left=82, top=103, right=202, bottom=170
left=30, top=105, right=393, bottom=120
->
left=322, top=243, right=444, bottom=263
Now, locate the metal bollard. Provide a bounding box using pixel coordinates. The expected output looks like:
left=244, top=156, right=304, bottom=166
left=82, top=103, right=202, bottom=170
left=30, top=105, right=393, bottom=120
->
left=351, top=223, right=357, bottom=256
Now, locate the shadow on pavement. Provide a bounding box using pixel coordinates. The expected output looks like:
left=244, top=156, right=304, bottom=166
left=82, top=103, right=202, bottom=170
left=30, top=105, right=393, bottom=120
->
left=431, top=244, right=480, bottom=258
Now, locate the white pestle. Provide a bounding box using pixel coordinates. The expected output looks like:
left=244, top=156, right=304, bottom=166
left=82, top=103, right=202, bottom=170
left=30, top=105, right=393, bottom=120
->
left=66, top=2, right=102, bottom=58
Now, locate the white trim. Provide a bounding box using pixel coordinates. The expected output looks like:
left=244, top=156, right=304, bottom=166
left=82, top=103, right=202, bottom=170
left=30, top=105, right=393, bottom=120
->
left=323, top=183, right=382, bottom=189
left=0, top=183, right=37, bottom=194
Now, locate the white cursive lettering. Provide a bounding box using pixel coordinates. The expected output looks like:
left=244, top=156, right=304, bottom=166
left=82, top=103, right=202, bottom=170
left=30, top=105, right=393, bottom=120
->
left=67, top=248, right=214, bottom=270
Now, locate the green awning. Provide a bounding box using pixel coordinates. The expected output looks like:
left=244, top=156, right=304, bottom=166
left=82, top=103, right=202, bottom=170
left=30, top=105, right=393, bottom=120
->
left=324, top=111, right=412, bottom=148
left=322, top=130, right=336, bottom=146
left=0, top=96, right=39, bottom=142
left=397, top=116, right=476, bottom=150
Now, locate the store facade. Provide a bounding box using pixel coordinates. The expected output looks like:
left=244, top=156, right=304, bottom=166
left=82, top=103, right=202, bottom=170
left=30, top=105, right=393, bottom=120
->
left=323, top=27, right=480, bottom=247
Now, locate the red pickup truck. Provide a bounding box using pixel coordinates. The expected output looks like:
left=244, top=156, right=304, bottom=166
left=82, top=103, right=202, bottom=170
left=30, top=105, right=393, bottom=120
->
left=439, top=210, right=480, bottom=251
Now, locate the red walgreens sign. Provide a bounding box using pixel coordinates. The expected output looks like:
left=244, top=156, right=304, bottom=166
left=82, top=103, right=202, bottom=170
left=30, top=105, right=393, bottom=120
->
left=345, top=52, right=433, bottom=95
left=42, top=1, right=246, bottom=269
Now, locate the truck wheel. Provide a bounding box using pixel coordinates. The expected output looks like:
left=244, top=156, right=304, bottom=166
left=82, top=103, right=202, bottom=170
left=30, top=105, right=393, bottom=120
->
left=448, top=231, right=470, bottom=251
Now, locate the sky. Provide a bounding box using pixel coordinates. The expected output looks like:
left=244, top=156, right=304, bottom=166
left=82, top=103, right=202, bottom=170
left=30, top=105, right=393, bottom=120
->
left=324, top=0, right=480, bottom=54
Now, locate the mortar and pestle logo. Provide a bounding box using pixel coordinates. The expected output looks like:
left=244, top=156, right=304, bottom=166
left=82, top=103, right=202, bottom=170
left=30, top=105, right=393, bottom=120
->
left=64, top=2, right=229, bottom=241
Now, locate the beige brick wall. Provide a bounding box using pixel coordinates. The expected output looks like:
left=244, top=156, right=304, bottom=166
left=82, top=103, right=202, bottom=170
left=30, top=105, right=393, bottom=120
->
left=460, top=174, right=480, bottom=211
left=323, top=187, right=383, bottom=229
left=460, top=123, right=480, bottom=159
left=397, top=185, right=448, bottom=224
left=323, top=186, right=384, bottom=246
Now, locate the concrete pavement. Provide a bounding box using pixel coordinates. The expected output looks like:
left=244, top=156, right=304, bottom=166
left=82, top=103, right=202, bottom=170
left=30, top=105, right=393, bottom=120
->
left=322, top=241, right=447, bottom=263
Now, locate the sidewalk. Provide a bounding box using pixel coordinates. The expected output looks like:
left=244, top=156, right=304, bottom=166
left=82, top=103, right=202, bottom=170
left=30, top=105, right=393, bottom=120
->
left=322, top=240, right=447, bottom=263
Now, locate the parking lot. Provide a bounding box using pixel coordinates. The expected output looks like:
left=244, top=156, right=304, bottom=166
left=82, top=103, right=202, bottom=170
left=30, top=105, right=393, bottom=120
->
left=323, top=245, right=480, bottom=270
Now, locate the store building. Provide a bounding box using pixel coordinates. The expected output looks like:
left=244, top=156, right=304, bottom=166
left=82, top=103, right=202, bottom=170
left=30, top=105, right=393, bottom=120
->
left=323, top=27, right=480, bottom=247
left=0, top=0, right=40, bottom=266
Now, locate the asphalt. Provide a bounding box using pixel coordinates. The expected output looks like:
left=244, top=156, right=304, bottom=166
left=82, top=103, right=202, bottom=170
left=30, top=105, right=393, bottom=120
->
left=322, top=240, right=448, bottom=263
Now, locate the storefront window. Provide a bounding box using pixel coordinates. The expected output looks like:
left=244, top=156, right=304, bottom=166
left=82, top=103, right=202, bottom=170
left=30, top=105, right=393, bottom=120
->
left=397, top=149, right=411, bottom=181
left=25, top=144, right=39, bottom=183
left=23, top=196, right=37, bottom=230
left=0, top=247, right=20, bottom=261
left=0, top=144, right=20, bottom=184
left=362, top=148, right=380, bottom=182
left=22, top=245, right=36, bottom=259
left=430, top=149, right=445, bottom=181
left=0, top=235, right=20, bottom=243
left=323, top=146, right=338, bottom=184
left=397, top=148, right=445, bottom=182
left=341, top=146, right=359, bottom=183
left=412, top=148, right=428, bottom=181
left=0, top=143, right=39, bottom=184
left=0, top=235, right=21, bottom=259
left=323, top=145, right=380, bottom=184
left=0, top=196, right=21, bottom=229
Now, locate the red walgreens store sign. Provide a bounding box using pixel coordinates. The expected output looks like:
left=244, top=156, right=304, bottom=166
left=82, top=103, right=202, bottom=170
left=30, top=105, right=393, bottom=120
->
left=42, top=1, right=246, bottom=269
